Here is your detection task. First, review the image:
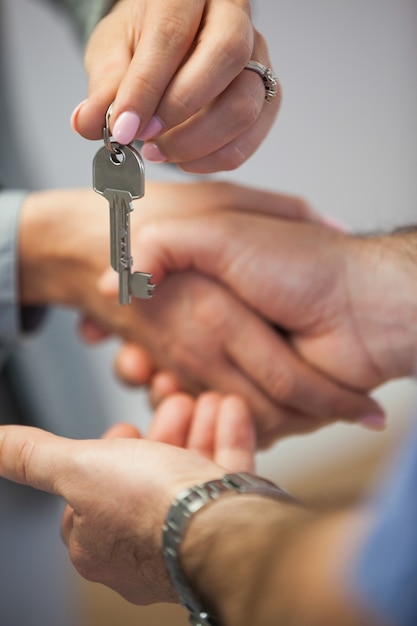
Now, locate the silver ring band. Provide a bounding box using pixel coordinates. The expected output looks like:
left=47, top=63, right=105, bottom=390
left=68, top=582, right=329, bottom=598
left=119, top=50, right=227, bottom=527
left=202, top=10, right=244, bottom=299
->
left=244, top=60, right=278, bottom=102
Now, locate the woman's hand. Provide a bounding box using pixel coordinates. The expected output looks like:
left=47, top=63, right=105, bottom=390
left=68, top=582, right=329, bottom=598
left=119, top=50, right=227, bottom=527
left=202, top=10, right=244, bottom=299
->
left=72, top=0, right=280, bottom=172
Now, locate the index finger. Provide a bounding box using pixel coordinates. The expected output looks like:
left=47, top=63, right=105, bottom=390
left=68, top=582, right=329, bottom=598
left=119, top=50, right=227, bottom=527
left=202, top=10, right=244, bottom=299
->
left=111, top=0, right=206, bottom=138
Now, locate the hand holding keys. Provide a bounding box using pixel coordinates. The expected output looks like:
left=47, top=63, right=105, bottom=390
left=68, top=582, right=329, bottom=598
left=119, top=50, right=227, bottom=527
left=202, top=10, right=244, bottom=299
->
left=93, top=106, right=155, bottom=305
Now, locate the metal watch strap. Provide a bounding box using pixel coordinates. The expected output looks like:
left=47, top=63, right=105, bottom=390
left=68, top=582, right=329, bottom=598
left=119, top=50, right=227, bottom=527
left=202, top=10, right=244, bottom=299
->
left=162, top=472, right=296, bottom=626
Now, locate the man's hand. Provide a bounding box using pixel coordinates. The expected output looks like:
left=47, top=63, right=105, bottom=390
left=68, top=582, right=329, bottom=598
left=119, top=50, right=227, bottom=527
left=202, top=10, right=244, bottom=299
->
left=71, top=0, right=280, bottom=173
left=105, top=270, right=386, bottom=445
left=0, top=392, right=255, bottom=605
left=125, top=192, right=417, bottom=398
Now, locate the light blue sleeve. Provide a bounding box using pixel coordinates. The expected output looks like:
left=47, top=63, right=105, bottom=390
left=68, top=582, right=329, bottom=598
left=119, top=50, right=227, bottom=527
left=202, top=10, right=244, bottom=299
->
left=350, top=419, right=417, bottom=626
left=0, top=190, right=26, bottom=359
left=0, top=189, right=47, bottom=369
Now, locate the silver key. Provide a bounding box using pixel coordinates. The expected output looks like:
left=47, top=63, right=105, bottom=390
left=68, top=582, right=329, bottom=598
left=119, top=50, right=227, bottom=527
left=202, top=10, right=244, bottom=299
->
left=93, top=143, right=155, bottom=305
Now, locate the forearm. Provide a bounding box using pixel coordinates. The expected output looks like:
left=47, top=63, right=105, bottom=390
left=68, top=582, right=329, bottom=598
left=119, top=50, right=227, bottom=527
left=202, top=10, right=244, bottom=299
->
left=180, top=495, right=380, bottom=626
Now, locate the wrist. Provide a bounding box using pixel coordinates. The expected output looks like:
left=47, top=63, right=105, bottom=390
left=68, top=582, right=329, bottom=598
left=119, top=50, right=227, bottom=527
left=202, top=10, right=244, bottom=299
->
left=18, top=189, right=106, bottom=306
left=347, top=231, right=417, bottom=380
left=164, top=473, right=298, bottom=625
left=18, top=190, right=67, bottom=304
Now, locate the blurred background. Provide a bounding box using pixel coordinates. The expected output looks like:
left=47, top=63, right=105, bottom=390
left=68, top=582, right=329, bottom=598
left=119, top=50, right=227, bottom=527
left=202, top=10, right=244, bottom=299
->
left=1, top=0, right=416, bottom=623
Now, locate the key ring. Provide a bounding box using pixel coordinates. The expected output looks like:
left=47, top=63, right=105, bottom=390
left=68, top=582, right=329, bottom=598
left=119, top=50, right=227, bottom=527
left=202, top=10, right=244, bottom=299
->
left=103, top=103, right=122, bottom=160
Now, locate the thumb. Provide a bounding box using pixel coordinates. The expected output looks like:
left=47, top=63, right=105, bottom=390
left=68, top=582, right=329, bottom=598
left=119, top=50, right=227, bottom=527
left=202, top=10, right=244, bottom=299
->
left=114, top=343, right=155, bottom=387
left=0, top=426, right=77, bottom=494
left=98, top=267, right=119, bottom=297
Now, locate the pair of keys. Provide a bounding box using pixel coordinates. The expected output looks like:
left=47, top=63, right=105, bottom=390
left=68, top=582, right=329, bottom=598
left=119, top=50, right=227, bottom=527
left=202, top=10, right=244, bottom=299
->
left=93, top=106, right=155, bottom=305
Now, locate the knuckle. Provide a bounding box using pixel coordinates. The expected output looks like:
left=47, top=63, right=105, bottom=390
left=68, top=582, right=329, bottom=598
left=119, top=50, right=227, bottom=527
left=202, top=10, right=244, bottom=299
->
left=240, top=0, right=252, bottom=15
left=170, top=341, right=201, bottom=374
left=155, top=12, right=192, bottom=53
left=166, top=341, right=207, bottom=392
left=256, top=420, right=283, bottom=450
left=291, top=196, right=314, bottom=220
left=71, top=549, right=97, bottom=582
left=129, top=72, right=162, bottom=102
left=237, top=92, right=263, bottom=128
left=264, top=368, right=298, bottom=404
left=129, top=15, right=197, bottom=101
left=250, top=402, right=292, bottom=450
left=253, top=31, right=268, bottom=56
left=215, top=27, right=253, bottom=72
left=192, top=288, right=230, bottom=332
left=15, top=435, right=36, bottom=484
left=70, top=549, right=88, bottom=576
left=214, top=144, right=248, bottom=171
left=167, top=89, right=195, bottom=124
left=166, top=289, right=228, bottom=372
left=210, top=98, right=262, bottom=171
left=194, top=297, right=227, bottom=330
left=228, top=76, right=264, bottom=129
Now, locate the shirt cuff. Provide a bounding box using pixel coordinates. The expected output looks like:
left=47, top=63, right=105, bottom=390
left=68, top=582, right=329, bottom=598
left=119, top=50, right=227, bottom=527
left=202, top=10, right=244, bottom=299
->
left=0, top=190, right=47, bottom=350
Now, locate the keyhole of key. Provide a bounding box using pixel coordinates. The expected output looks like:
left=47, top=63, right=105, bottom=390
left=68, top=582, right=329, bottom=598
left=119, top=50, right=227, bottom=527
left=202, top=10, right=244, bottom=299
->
left=109, top=146, right=125, bottom=166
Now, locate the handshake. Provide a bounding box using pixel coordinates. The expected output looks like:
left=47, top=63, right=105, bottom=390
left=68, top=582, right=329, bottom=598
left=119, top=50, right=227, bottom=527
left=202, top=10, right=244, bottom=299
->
left=19, top=178, right=409, bottom=445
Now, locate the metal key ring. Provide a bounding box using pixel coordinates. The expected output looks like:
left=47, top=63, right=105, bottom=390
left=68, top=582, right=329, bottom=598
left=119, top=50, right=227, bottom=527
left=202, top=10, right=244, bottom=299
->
left=103, top=103, right=121, bottom=158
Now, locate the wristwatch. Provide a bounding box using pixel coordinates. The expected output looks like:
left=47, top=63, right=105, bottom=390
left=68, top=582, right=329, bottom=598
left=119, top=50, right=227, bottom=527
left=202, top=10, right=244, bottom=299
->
left=162, top=472, right=297, bottom=626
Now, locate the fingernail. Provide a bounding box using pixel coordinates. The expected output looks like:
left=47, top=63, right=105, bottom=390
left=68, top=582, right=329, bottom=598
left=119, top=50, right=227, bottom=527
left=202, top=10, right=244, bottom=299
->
left=112, top=110, right=141, bottom=145
left=360, top=413, right=387, bottom=431
left=141, top=142, right=168, bottom=163
left=138, top=116, right=164, bottom=141
left=321, top=215, right=352, bottom=233
left=70, top=99, right=88, bottom=132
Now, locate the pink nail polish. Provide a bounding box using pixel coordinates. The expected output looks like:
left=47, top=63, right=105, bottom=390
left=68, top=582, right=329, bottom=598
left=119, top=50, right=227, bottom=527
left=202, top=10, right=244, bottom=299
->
left=360, top=413, right=387, bottom=431
left=138, top=116, right=164, bottom=141
left=112, top=110, right=141, bottom=145
left=141, top=142, right=168, bottom=163
left=70, top=99, right=88, bottom=132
